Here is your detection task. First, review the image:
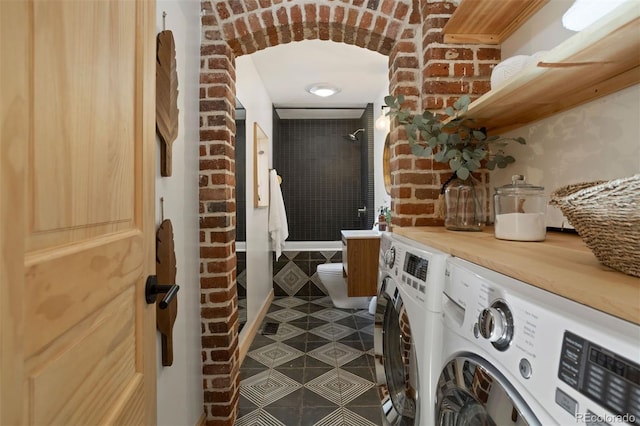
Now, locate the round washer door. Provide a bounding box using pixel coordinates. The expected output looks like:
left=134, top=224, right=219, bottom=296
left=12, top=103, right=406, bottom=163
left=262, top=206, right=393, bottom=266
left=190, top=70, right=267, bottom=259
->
left=374, top=276, right=420, bottom=425
left=436, top=356, right=541, bottom=426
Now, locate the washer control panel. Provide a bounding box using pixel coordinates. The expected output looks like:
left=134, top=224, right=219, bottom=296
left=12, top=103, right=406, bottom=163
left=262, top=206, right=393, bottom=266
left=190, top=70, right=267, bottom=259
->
left=400, top=252, right=429, bottom=296
left=558, top=331, right=640, bottom=421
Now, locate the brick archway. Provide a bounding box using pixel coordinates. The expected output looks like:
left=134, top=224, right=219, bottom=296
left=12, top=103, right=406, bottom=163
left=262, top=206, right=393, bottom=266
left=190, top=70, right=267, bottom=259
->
left=198, top=1, right=496, bottom=424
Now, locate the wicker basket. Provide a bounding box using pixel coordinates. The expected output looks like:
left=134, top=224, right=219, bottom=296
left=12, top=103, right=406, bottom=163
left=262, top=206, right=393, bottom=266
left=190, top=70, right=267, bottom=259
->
left=549, top=175, right=640, bottom=277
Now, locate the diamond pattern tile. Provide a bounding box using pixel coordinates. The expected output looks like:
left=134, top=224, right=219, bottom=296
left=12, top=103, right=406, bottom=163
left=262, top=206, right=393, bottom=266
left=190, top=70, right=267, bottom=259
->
left=234, top=409, right=286, bottom=426
left=240, top=369, right=302, bottom=407
left=307, top=342, right=363, bottom=367
left=235, top=296, right=381, bottom=426
left=312, top=296, right=334, bottom=308
left=309, top=322, right=357, bottom=341
left=315, top=408, right=379, bottom=426
left=273, top=261, right=308, bottom=296
left=310, top=308, right=351, bottom=322
left=247, top=342, right=304, bottom=368
left=266, top=308, right=307, bottom=323
left=305, top=368, right=374, bottom=406
left=272, top=296, right=307, bottom=308
left=264, top=322, right=305, bottom=342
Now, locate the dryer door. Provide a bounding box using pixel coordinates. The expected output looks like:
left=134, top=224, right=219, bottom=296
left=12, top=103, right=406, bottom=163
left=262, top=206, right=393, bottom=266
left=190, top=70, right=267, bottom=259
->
left=436, top=356, right=541, bottom=426
left=375, top=276, right=420, bottom=425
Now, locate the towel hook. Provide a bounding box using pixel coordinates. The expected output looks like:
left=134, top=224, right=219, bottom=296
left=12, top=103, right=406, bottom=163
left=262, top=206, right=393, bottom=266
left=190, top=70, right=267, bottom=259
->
left=160, top=197, right=165, bottom=221
left=162, top=11, right=167, bottom=31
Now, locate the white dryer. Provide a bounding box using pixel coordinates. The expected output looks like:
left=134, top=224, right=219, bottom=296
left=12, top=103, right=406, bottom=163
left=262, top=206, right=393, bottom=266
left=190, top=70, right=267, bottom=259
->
left=437, top=256, right=640, bottom=425
left=374, top=233, right=449, bottom=425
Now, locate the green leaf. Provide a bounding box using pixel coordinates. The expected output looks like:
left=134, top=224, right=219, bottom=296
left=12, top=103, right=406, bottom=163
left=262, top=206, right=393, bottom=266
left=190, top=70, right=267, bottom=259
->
left=449, top=158, right=461, bottom=171
left=486, top=160, right=496, bottom=170
left=437, top=132, right=449, bottom=144
left=457, top=167, right=470, bottom=180
left=446, top=149, right=460, bottom=159
left=472, top=130, right=486, bottom=141
left=434, top=150, right=446, bottom=162
left=384, top=95, right=396, bottom=107
left=445, top=106, right=455, bottom=117
left=504, top=155, right=516, bottom=164
left=469, top=158, right=481, bottom=169
left=473, top=148, right=486, bottom=159
left=411, top=144, right=432, bottom=157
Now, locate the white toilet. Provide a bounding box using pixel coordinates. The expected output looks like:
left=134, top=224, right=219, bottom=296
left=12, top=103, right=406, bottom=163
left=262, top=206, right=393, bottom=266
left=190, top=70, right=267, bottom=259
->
left=316, top=263, right=371, bottom=309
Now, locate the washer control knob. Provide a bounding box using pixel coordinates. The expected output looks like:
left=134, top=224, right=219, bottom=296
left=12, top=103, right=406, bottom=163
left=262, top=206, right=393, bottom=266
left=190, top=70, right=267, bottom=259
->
left=384, top=247, right=396, bottom=269
left=477, top=300, right=513, bottom=351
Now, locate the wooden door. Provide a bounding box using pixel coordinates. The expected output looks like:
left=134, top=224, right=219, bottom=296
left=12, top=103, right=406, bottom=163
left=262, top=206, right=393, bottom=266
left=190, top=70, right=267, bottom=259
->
left=1, top=0, right=157, bottom=424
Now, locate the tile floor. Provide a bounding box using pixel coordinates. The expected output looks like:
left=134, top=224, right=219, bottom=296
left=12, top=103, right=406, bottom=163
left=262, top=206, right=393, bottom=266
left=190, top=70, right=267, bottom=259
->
left=235, top=296, right=383, bottom=426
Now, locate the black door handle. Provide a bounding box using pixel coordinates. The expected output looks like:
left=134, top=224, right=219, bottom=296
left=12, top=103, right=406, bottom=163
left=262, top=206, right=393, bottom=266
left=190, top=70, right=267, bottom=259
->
left=145, top=275, right=179, bottom=309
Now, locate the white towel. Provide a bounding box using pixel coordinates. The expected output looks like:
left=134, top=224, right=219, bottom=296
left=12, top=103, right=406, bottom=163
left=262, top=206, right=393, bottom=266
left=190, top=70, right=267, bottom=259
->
left=268, top=169, right=289, bottom=260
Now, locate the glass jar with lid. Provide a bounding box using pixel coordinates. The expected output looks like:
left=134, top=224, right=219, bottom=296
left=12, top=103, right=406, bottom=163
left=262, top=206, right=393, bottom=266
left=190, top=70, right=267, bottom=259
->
left=494, top=175, right=546, bottom=241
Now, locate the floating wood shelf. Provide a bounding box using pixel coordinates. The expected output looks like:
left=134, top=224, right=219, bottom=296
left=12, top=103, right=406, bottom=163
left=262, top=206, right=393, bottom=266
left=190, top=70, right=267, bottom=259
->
left=450, top=1, right=640, bottom=135
left=443, top=0, right=549, bottom=44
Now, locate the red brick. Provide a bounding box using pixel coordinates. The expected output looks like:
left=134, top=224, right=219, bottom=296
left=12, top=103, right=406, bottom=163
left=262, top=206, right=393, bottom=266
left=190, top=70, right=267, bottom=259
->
left=426, top=47, right=473, bottom=61
left=201, top=245, right=233, bottom=258
left=477, top=48, right=501, bottom=61
left=201, top=276, right=234, bottom=289
left=304, top=3, right=316, bottom=22
left=423, top=80, right=468, bottom=95
left=397, top=172, right=437, bottom=185
left=425, top=62, right=449, bottom=77
left=395, top=203, right=434, bottom=215
left=415, top=188, right=440, bottom=200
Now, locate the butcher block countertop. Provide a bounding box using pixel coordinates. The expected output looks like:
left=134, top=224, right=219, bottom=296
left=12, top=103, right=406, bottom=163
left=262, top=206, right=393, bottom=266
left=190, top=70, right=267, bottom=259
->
left=393, top=227, right=640, bottom=325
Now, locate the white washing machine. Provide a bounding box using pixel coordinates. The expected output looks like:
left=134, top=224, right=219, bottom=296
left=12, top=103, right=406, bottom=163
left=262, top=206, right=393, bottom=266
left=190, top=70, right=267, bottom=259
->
left=437, top=256, right=640, bottom=425
left=374, top=232, right=449, bottom=425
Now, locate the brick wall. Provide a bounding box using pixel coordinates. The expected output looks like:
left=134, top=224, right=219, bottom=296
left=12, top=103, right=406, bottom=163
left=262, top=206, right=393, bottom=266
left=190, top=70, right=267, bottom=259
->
left=198, top=0, right=497, bottom=423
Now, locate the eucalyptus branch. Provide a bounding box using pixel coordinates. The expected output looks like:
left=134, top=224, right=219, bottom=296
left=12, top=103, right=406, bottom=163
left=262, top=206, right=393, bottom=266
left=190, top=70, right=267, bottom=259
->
left=384, top=94, right=525, bottom=180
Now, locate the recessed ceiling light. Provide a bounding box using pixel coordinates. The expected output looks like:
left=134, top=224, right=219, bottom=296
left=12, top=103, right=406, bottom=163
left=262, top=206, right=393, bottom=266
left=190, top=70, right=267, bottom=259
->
left=305, top=83, right=341, bottom=98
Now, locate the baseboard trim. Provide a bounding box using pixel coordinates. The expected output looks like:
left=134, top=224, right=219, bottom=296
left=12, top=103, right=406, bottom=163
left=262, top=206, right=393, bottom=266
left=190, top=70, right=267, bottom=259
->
left=239, top=289, right=274, bottom=365
left=195, top=412, right=206, bottom=426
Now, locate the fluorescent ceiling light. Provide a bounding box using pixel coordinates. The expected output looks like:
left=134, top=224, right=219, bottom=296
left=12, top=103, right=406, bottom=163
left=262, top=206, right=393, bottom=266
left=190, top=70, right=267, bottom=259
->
left=305, top=83, right=341, bottom=98
left=562, top=0, right=630, bottom=31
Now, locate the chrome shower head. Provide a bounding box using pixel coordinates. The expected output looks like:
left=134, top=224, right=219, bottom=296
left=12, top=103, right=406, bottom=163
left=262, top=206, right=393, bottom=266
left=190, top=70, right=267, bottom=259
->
left=347, top=128, right=365, bottom=141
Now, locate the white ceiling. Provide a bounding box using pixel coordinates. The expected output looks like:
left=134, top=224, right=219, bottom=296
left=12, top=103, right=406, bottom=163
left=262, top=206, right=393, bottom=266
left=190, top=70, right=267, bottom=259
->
left=244, top=39, right=389, bottom=119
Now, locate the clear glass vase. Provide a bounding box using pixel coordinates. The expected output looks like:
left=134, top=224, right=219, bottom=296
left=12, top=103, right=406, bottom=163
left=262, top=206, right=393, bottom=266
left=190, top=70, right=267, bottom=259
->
left=444, top=175, right=486, bottom=231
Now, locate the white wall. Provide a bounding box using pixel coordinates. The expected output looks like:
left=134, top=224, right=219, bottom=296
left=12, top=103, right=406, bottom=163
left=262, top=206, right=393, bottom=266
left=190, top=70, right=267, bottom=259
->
left=235, top=56, right=274, bottom=337
left=492, top=0, right=640, bottom=227
left=155, top=2, right=204, bottom=425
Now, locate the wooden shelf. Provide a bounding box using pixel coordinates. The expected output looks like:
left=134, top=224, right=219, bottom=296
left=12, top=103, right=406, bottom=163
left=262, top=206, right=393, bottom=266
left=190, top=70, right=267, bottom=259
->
left=393, top=227, right=640, bottom=325
left=453, top=1, right=640, bottom=135
left=443, top=0, right=549, bottom=44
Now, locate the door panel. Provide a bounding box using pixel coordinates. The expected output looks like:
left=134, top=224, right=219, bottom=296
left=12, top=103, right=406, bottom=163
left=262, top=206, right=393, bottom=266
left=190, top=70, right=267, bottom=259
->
left=29, top=0, right=136, bottom=248
left=1, top=0, right=156, bottom=424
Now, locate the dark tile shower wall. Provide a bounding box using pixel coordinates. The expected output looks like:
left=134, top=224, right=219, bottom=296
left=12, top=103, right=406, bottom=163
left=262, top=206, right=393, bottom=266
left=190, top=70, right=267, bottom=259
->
left=273, top=116, right=370, bottom=241
left=235, top=119, right=246, bottom=242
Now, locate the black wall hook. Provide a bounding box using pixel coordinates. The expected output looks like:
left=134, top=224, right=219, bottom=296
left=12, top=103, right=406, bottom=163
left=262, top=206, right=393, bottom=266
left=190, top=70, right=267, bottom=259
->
left=145, top=275, right=179, bottom=309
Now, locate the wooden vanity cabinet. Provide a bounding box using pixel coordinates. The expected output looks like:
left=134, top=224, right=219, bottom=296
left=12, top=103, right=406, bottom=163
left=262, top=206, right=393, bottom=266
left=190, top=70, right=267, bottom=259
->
left=341, top=231, right=381, bottom=297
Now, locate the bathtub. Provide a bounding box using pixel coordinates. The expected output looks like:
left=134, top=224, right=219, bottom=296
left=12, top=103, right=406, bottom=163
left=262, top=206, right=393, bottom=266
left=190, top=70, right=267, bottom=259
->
left=236, top=241, right=342, bottom=252
left=282, top=240, right=342, bottom=251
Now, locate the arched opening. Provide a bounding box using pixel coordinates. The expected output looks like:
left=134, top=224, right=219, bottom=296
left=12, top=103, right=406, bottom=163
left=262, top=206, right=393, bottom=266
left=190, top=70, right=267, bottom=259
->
left=197, top=1, right=493, bottom=424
